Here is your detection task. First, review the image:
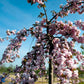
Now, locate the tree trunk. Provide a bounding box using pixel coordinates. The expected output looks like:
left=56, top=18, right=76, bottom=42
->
left=49, top=58, right=53, bottom=84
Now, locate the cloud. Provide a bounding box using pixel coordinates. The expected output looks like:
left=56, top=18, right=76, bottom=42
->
left=0, top=0, right=34, bottom=28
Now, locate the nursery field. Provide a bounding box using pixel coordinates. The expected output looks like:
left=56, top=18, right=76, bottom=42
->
left=2, top=74, right=58, bottom=84
left=2, top=74, right=84, bottom=84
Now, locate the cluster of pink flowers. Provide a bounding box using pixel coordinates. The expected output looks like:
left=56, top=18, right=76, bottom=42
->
left=2, top=20, right=83, bottom=84
left=6, top=30, right=16, bottom=36
left=75, top=20, right=84, bottom=30
left=27, top=0, right=44, bottom=4
left=52, top=37, right=84, bottom=83
left=11, top=37, right=47, bottom=83
left=48, top=21, right=84, bottom=44
left=57, top=0, right=84, bottom=19
left=0, top=29, right=29, bottom=64
left=8, top=18, right=84, bottom=83
left=67, top=0, right=84, bottom=14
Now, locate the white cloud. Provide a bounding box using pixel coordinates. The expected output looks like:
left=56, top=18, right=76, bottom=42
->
left=0, top=0, right=34, bottom=29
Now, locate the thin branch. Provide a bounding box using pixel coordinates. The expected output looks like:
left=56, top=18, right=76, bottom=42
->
left=49, top=13, right=58, bottom=24
left=43, top=6, right=48, bottom=23
left=48, top=1, right=84, bottom=23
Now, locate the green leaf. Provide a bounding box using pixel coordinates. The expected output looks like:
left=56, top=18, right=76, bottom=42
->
left=82, top=51, right=84, bottom=55
left=42, top=4, right=46, bottom=7
left=38, top=12, right=44, bottom=18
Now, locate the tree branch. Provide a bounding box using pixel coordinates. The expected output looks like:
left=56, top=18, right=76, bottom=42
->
left=48, top=1, right=84, bottom=23
left=43, top=6, right=48, bottom=23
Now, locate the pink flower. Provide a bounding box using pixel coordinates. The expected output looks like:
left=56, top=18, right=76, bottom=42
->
left=58, top=70, right=63, bottom=76
left=11, top=30, right=16, bottom=35
left=73, top=70, right=78, bottom=78
left=62, top=78, right=69, bottom=83
left=22, top=37, right=26, bottom=41
left=64, top=69, right=72, bottom=78
left=27, top=0, right=44, bottom=4
left=57, top=56, right=66, bottom=64
left=0, top=38, right=4, bottom=42
left=28, top=77, right=34, bottom=83
left=52, top=38, right=60, bottom=44
left=6, top=30, right=11, bottom=35
left=37, top=0, right=44, bottom=4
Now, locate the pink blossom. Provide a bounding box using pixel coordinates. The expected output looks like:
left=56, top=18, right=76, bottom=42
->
left=64, top=69, right=72, bottom=78
left=22, top=37, right=26, bottom=41
left=6, top=30, right=11, bottom=35
left=73, top=70, right=78, bottom=78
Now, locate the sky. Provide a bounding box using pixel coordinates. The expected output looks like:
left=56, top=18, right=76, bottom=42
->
left=0, top=0, right=84, bottom=67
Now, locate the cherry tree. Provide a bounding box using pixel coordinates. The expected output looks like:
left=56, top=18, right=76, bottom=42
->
left=0, top=0, right=84, bottom=84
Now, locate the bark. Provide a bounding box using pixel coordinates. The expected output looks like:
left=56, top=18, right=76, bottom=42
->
left=49, top=58, right=53, bottom=84
left=48, top=39, right=54, bottom=84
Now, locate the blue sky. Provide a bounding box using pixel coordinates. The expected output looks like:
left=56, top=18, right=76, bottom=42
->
left=0, top=0, right=84, bottom=67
